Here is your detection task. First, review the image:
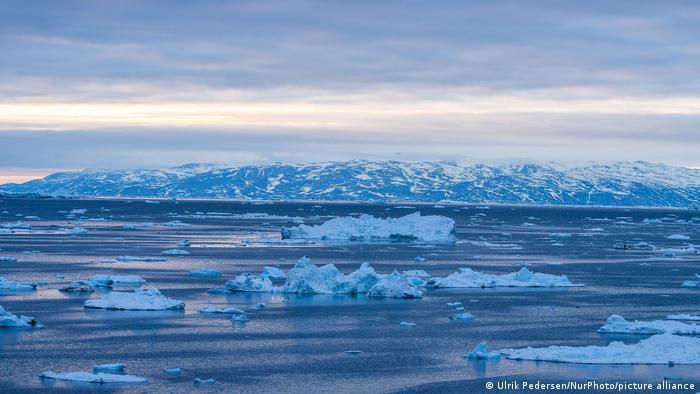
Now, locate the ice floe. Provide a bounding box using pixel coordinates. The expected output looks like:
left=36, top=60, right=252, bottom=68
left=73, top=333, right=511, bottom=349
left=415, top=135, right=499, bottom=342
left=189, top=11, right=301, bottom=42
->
left=429, top=267, right=580, bottom=288
left=189, top=269, right=221, bottom=277
left=502, top=333, right=700, bottom=364
left=177, top=239, right=191, bottom=248
left=0, top=305, right=39, bottom=328
left=366, top=271, right=424, bottom=298
left=0, top=277, right=37, bottom=291
left=667, top=234, right=690, bottom=240
left=193, top=378, right=216, bottom=384
left=89, top=275, right=146, bottom=287
left=399, top=321, right=416, bottom=327
left=465, top=342, right=501, bottom=360
left=449, top=312, right=474, bottom=321
left=40, top=371, right=147, bottom=383
left=59, top=281, right=95, bottom=292
left=199, top=306, right=246, bottom=315
left=613, top=241, right=655, bottom=251
left=667, top=314, right=700, bottom=321
left=0, top=256, right=18, bottom=263
left=84, top=287, right=184, bottom=311
left=281, top=212, right=456, bottom=243
left=225, top=273, right=274, bottom=292
left=597, top=314, right=700, bottom=335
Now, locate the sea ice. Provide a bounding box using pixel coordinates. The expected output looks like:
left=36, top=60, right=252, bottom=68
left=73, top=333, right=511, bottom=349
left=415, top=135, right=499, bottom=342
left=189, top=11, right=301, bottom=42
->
left=199, top=307, right=246, bottom=315
left=429, top=267, right=579, bottom=288
left=40, top=371, right=147, bottom=383
left=502, top=333, right=700, bottom=364
left=177, top=239, right=191, bottom=248
left=116, top=256, right=166, bottom=262
left=59, top=280, right=95, bottom=292
left=84, top=287, right=185, bottom=311
left=93, top=363, right=125, bottom=373
left=0, top=256, right=18, bottom=263
left=597, top=314, right=700, bottom=335
left=667, top=314, right=700, bottom=321
left=281, top=212, right=456, bottom=243
left=399, top=321, right=416, bottom=327
left=449, top=312, right=474, bottom=321
left=89, top=275, right=146, bottom=287
left=465, top=342, right=501, bottom=360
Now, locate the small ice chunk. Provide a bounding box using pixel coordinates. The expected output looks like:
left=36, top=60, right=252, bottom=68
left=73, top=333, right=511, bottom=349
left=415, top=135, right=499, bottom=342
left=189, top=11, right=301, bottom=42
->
left=40, top=371, right=147, bottom=383
left=0, top=256, right=18, bottom=263
left=231, top=313, right=248, bottom=322
left=415, top=257, right=427, bottom=263
left=667, top=314, right=700, bottom=321
left=225, top=273, right=274, bottom=292
left=399, top=321, right=416, bottom=327
left=0, top=305, right=39, bottom=328
left=449, top=312, right=474, bottom=321
left=0, top=277, right=38, bottom=291
left=162, top=368, right=182, bottom=374
left=199, top=307, right=246, bottom=315
left=93, top=363, right=125, bottom=373
left=667, top=234, right=690, bottom=240
left=465, top=342, right=501, bottom=360
left=84, top=287, right=185, bottom=311
left=193, top=378, right=216, bottom=384
left=446, top=302, right=462, bottom=307
left=344, top=350, right=362, bottom=355
left=59, top=281, right=95, bottom=293
left=189, top=269, right=221, bottom=277
left=176, top=239, right=191, bottom=248
left=162, top=220, right=190, bottom=227
left=89, top=275, right=146, bottom=287
left=161, top=249, right=190, bottom=256
left=116, top=256, right=166, bottom=262
left=252, top=303, right=266, bottom=309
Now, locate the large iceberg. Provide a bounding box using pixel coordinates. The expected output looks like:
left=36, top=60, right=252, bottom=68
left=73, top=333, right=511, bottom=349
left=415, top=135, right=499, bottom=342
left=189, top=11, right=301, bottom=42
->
left=0, top=305, right=39, bottom=328
left=429, top=267, right=580, bottom=288
left=0, top=277, right=38, bottom=291
left=40, top=371, right=147, bottom=383
left=502, top=333, right=700, bottom=364
left=84, top=287, right=184, bottom=311
left=221, top=257, right=423, bottom=298
left=597, top=315, right=700, bottom=335
left=281, top=213, right=456, bottom=243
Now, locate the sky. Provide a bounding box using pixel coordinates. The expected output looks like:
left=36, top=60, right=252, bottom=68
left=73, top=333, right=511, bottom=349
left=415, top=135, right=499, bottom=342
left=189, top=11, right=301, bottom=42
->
left=1, top=0, right=699, bottom=183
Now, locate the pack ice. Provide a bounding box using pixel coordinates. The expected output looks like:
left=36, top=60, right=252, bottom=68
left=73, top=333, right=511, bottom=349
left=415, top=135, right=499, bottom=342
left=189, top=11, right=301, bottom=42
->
left=84, top=287, right=185, bottom=311
left=429, top=267, right=580, bottom=288
left=502, top=333, right=700, bottom=364
left=597, top=314, right=700, bottom=335
left=281, top=212, right=456, bottom=243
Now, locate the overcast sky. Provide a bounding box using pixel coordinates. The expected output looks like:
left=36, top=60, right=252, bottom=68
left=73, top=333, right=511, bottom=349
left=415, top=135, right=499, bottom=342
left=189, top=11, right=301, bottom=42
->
left=1, top=0, right=699, bottom=183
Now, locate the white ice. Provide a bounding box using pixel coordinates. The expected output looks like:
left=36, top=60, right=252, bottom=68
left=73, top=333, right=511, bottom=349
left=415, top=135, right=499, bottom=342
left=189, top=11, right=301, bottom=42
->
left=161, top=249, right=190, bottom=256
left=429, top=267, right=580, bottom=288
left=40, top=371, right=147, bottom=383
left=502, top=333, right=700, bottom=364
left=93, top=363, right=125, bottom=373
left=465, top=342, right=501, bottom=360
left=89, top=275, right=146, bottom=287
left=281, top=212, right=456, bottom=243
left=116, top=256, right=166, bottom=262
left=84, top=287, right=185, bottom=311
left=0, top=305, right=39, bottom=328
left=0, top=277, right=37, bottom=291
left=597, top=314, right=700, bottom=335
left=189, top=269, right=221, bottom=277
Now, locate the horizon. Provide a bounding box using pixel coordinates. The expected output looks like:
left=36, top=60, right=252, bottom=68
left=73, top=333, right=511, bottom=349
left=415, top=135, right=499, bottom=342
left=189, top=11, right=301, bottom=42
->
left=2, top=0, right=699, bottom=182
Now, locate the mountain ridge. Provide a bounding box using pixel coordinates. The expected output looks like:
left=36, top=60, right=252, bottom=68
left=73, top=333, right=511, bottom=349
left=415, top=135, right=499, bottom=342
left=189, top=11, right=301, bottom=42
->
left=1, top=160, right=699, bottom=207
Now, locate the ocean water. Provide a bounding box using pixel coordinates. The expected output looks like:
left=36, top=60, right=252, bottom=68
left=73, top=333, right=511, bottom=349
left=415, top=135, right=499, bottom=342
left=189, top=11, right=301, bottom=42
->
left=0, top=198, right=699, bottom=393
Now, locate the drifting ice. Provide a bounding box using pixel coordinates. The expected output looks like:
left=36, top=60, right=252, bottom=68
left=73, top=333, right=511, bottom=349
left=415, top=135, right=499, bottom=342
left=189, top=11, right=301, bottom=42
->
left=0, top=305, right=38, bottom=328
left=597, top=315, right=700, bottom=335
left=0, top=256, right=18, bottom=263
left=84, top=287, right=184, bottom=311
left=429, top=267, right=579, bottom=288
left=502, top=333, right=700, bottom=364
left=59, top=281, right=95, bottom=292
left=281, top=212, right=456, bottom=243
left=93, top=363, right=125, bottom=373
left=0, top=277, right=38, bottom=291
left=116, top=256, right=166, bottom=262
left=40, top=371, right=147, bottom=383
left=189, top=269, right=221, bottom=277
left=89, top=275, right=146, bottom=287
left=465, top=342, right=501, bottom=360
left=161, top=249, right=190, bottom=256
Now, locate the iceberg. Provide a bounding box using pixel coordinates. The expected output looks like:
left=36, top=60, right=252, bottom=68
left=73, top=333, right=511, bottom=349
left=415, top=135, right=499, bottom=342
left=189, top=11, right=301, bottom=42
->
left=429, top=267, right=580, bottom=288
left=84, top=287, right=185, bottom=311
left=189, top=269, right=221, bottom=277
left=597, top=314, right=700, bottom=335
left=40, top=371, right=147, bottom=383
left=225, top=273, right=274, bottom=292
left=0, top=277, right=38, bottom=291
left=59, top=281, right=95, bottom=292
left=0, top=305, right=39, bottom=328
left=366, top=271, right=424, bottom=299
left=262, top=266, right=286, bottom=279
left=177, top=239, right=191, bottom=248
left=449, top=312, right=474, bottom=321
left=161, top=249, right=190, bottom=256
left=502, top=333, right=700, bottom=364
left=281, top=212, right=456, bottom=243
left=465, top=342, right=501, bottom=360
left=199, top=307, right=246, bottom=315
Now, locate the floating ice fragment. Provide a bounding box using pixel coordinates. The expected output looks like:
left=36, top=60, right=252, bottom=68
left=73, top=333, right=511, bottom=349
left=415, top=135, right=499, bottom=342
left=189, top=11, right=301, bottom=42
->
left=161, top=249, right=190, bottom=256
left=40, top=371, right=147, bottom=383
left=189, top=269, right=221, bottom=277
left=59, top=281, right=95, bottom=292
left=93, top=363, right=125, bottom=373
left=598, top=315, right=700, bottom=335
left=465, top=342, right=501, bottom=360
left=399, top=321, right=416, bottom=327
left=84, top=287, right=184, bottom=311
left=449, top=312, right=474, bottom=321
left=0, top=305, right=39, bottom=328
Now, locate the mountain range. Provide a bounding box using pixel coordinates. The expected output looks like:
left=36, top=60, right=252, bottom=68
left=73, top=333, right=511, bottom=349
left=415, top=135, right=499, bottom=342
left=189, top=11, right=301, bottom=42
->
left=1, top=161, right=699, bottom=207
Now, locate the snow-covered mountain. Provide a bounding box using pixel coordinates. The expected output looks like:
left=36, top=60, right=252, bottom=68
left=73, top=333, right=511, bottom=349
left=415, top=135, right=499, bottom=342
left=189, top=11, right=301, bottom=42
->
left=1, top=161, right=699, bottom=207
